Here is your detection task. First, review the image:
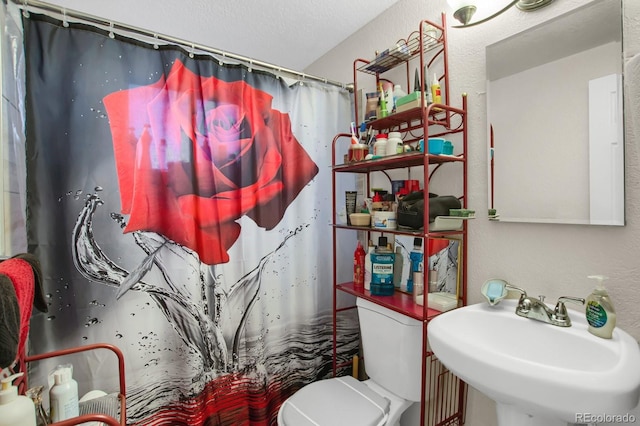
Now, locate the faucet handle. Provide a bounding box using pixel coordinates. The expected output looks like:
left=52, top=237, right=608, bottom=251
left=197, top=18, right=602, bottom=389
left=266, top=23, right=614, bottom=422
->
left=505, top=283, right=527, bottom=298
left=554, top=296, right=586, bottom=321
left=557, top=296, right=586, bottom=306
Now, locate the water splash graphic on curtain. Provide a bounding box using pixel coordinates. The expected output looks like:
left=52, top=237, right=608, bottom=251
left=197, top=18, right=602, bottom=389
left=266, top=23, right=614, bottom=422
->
left=22, top=12, right=356, bottom=425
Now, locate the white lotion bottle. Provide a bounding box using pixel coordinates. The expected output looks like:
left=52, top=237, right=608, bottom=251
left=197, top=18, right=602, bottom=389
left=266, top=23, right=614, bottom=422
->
left=585, top=275, right=617, bottom=339
left=0, top=373, right=37, bottom=426
left=386, top=132, right=403, bottom=156
left=373, top=134, right=387, bottom=156
left=49, top=367, right=80, bottom=422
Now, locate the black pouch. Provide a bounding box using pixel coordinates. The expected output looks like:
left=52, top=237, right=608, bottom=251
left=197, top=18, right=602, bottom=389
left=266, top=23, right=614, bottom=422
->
left=397, top=191, right=461, bottom=229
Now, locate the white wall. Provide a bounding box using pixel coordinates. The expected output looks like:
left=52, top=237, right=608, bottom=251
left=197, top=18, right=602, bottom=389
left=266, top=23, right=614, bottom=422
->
left=305, top=1, right=640, bottom=425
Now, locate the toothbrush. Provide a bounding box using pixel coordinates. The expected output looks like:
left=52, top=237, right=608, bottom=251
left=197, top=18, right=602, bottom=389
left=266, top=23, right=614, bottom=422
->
left=350, top=122, right=358, bottom=145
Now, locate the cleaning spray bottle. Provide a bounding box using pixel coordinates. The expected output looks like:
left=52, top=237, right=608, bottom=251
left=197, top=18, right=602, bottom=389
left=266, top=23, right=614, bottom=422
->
left=405, top=238, right=423, bottom=294
left=585, top=275, right=616, bottom=339
left=353, top=240, right=366, bottom=290
left=0, top=373, right=37, bottom=426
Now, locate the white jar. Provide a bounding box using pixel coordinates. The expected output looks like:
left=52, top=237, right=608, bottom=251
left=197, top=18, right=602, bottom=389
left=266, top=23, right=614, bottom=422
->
left=373, top=134, right=388, bottom=156
left=386, top=132, right=403, bottom=156
left=372, top=210, right=397, bottom=229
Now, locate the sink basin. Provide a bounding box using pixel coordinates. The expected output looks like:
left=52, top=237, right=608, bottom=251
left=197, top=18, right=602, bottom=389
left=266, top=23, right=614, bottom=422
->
left=428, top=299, right=640, bottom=426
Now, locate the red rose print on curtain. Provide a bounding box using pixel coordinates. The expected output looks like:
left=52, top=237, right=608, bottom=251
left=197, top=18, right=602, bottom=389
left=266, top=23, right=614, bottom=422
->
left=103, top=60, right=318, bottom=265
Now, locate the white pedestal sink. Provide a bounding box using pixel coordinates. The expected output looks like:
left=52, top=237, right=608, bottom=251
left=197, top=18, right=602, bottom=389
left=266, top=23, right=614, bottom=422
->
left=428, top=299, right=640, bottom=426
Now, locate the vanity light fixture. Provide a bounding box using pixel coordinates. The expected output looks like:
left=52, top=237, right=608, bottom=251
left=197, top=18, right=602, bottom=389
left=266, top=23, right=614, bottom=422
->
left=447, top=0, right=555, bottom=27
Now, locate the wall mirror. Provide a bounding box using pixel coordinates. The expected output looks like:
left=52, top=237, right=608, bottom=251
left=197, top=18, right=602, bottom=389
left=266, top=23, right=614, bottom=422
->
left=486, top=0, right=624, bottom=225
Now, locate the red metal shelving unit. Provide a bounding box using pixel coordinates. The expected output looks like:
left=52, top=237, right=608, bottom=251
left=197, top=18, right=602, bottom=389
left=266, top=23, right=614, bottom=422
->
left=331, top=13, right=468, bottom=426
left=19, top=343, right=127, bottom=426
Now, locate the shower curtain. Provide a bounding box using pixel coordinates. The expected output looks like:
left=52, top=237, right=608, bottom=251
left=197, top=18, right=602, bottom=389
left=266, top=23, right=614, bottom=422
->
left=17, top=10, right=357, bottom=425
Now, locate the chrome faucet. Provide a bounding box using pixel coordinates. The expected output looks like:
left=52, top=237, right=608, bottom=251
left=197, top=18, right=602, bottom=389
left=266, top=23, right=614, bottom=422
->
left=506, top=284, right=585, bottom=327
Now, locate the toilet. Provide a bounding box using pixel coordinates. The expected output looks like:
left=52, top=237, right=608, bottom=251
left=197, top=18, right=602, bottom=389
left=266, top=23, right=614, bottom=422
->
left=278, top=297, right=423, bottom=426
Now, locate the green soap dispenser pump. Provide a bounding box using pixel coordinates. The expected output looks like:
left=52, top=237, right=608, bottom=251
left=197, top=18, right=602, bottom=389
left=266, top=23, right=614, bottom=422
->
left=585, top=275, right=617, bottom=339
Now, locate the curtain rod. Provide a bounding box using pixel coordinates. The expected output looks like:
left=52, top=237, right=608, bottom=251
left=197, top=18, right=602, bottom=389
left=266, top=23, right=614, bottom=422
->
left=9, top=0, right=352, bottom=91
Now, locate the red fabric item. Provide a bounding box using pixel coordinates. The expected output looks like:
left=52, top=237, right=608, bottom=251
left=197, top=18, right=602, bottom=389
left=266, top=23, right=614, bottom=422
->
left=0, top=259, right=35, bottom=360
left=427, top=239, right=450, bottom=256
left=0, top=274, right=20, bottom=368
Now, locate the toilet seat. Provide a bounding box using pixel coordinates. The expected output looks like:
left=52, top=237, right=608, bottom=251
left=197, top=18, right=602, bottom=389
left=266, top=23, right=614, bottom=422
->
left=278, top=376, right=390, bottom=426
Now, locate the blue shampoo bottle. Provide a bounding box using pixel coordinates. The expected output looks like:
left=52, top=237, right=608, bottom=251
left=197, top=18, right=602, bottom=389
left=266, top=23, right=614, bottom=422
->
left=406, top=238, right=423, bottom=294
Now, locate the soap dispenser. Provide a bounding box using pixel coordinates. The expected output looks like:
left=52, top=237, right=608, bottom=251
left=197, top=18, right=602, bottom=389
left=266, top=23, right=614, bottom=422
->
left=0, top=373, right=37, bottom=426
left=585, top=275, right=617, bottom=339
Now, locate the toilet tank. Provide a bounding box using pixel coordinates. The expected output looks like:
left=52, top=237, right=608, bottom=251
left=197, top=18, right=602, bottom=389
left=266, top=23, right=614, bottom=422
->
left=356, top=297, right=423, bottom=401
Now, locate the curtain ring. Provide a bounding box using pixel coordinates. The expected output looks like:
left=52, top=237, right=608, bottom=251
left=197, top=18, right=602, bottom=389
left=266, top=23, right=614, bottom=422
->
left=108, top=22, right=115, bottom=39
left=22, top=0, right=30, bottom=17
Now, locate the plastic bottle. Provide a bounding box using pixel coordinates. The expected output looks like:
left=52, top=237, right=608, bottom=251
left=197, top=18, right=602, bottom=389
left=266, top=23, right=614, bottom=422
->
left=0, top=373, right=37, bottom=426
left=385, top=87, right=394, bottom=116
left=370, top=236, right=395, bottom=296
left=386, top=132, right=403, bottom=156
left=413, top=266, right=424, bottom=304
left=49, top=366, right=79, bottom=422
left=414, top=68, right=421, bottom=92
left=431, top=74, right=442, bottom=105
left=353, top=240, right=366, bottom=290
left=428, top=269, right=439, bottom=293
left=424, top=65, right=433, bottom=104
left=392, top=84, right=407, bottom=112
left=373, top=134, right=388, bottom=156
left=364, top=240, right=374, bottom=291
left=393, top=246, right=403, bottom=289
left=585, top=275, right=616, bottom=339
left=406, top=238, right=423, bottom=294
left=378, top=83, right=388, bottom=118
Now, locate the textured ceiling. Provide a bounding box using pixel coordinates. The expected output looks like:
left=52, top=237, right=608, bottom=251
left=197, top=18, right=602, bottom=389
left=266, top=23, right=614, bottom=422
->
left=37, top=0, right=401, bottom=71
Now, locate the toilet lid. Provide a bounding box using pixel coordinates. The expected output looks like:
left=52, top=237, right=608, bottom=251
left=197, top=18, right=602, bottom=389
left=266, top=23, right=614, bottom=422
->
left=279, top=376, right=390, bottom=426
